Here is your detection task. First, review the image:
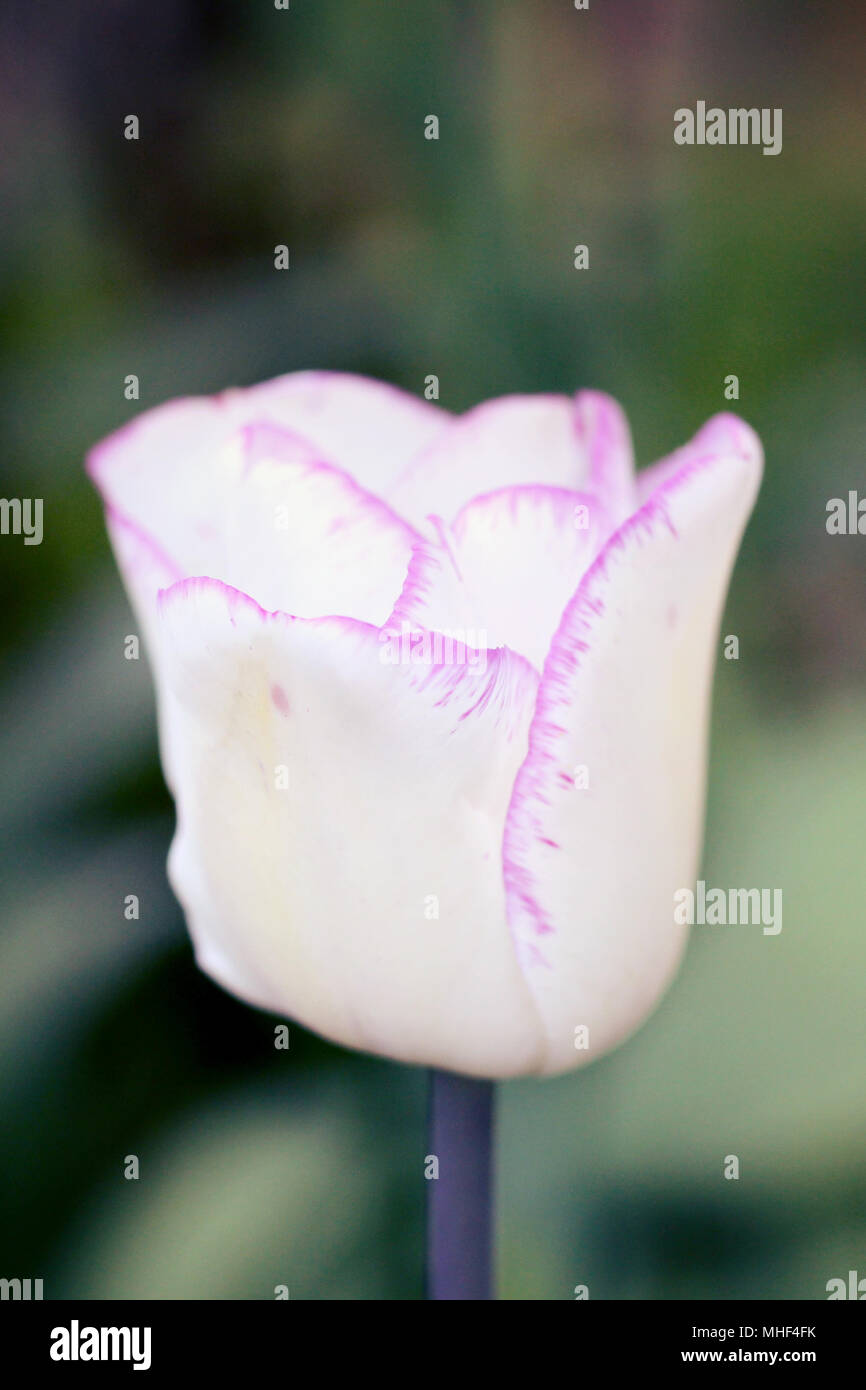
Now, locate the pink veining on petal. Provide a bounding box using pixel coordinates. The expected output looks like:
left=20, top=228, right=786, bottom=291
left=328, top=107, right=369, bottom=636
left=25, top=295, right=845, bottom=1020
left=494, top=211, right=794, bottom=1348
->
left=105, top=505, right=185, bottom=582
left=157, top=575, right=538, bottom=741
left=636, top=412, right=762, bottom=504
left=426, top=514, right=463, bottom=580
left=572, top=390, right=635, bottom=524
left=409, top=639, right=539, bottom=740
left=386, top=392, right=590, bottom=528
left=450, top=484, right=610, bottom=543
left=236, top=420, right=424, bottom=550
left=520, top=941, right=553, bottom=969
left=235, top=420, right=328, bottom=478
left=385, top=540, right=443, bottom=629
left=500, top=441, right=761, bottom=969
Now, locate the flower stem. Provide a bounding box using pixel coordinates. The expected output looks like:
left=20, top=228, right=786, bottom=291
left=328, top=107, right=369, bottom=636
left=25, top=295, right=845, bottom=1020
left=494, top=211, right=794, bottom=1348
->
left=426, top=1069, right=495, bottom=1300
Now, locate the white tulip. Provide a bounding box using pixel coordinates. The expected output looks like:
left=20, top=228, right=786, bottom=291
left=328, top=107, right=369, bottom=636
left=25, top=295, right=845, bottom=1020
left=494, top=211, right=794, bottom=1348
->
left=88, top=372, right=762, bottom=1077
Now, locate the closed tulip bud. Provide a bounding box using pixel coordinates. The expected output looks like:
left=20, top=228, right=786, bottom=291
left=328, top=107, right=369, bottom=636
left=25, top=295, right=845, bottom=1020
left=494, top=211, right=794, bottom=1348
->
left=87, top=373, right=762, bottom=1078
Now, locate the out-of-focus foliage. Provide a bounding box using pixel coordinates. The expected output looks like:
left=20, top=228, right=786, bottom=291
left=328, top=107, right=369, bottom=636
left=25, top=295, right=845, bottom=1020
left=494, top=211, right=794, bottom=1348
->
left=0, top=0, right=864, bottom=1298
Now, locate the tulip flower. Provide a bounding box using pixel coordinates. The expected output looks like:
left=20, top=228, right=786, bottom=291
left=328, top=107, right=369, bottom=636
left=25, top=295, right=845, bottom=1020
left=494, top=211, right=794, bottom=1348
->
left=88, top=371, right=761, bottom=1078
left=88, top=373, right=761, bottom=1297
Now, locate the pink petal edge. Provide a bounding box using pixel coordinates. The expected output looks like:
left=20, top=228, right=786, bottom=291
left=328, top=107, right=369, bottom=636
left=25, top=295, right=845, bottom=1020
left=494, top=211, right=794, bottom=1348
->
left=501, top=437, right=763, bottom=963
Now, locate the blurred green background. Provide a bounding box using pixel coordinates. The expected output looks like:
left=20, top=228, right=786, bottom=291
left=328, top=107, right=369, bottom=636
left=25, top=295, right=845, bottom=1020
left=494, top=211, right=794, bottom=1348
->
left=1, top=0, right=865, bottom=1299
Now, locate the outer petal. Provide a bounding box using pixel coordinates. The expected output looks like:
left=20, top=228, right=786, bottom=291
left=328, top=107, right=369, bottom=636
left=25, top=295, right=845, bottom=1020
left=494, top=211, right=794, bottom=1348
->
left=502, top=432, right=763, bottom=1075
left=156, top=579, right=547, bottom=1078
left=88, top=395, right=242, bottom=581
left=86, top=371, right=448, bottom=571
left=636, top=412, right=760, bottom=503
left=102, top=513, right=184, bottom=789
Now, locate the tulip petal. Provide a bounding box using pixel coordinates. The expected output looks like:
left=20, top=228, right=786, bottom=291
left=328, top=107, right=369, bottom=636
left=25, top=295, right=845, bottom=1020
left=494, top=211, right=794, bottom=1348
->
left=211, top=423, right=421, bottom=624
left=87, top=372, right=448, bottom=575
left=155, top=579, right=547, bottom=1078
left=574, top=389, right=637, bottom=525
left=388, top=394, right=592, bottom=528
left=636, top=412, right=762, bottom=503
left=88, top=396, right=241, bottom=581
left=101, top=513, right=185, bottom=791
left=240, top=370, right=449, bottom=493
left=502, top=437, right=762, bottom=1075
left=96, top=421, right=421, bottom=628
left=388, top=487, right=611, bottom=671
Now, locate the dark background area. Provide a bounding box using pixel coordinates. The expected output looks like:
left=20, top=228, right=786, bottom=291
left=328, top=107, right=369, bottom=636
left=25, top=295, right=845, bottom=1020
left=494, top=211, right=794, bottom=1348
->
left=1, top=0, right=864, bottom=1298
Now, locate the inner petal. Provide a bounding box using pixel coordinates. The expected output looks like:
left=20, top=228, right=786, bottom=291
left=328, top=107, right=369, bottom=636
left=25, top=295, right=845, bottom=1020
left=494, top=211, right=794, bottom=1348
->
left=215, top=423, right=421, bottom=624
left=390, top=486, right=611, bottom=671
left=387, top=395, right=587, bottom=530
